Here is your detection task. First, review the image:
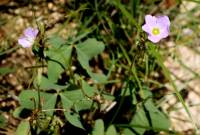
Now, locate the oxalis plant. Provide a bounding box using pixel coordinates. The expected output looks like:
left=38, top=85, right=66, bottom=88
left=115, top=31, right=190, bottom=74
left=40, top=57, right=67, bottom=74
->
left=13, top=3, right=198, bottom=135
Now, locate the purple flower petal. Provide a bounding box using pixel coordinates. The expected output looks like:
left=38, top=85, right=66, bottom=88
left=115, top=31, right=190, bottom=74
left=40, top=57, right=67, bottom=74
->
left=145, top=15, right=156, bottom=26
left=24, top=27, right=38, bottom=39
left=18, top=27, right=38, bottom=48
left=24, top=27, right=34, bottom=37
left=160, top=27, right=170, bottom=38
left=142, top=24, right=151, bottom=35
left=157, top=16, right=170, bottom=27
left=18, top=36, right=33, bottom=48
left=32, top=28, right=39, bottom=37
left=148, top=35, right=162, bottom=43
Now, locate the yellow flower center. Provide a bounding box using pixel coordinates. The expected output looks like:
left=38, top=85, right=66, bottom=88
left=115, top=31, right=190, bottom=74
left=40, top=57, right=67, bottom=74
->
left=152, top=28, right=160, bottom=35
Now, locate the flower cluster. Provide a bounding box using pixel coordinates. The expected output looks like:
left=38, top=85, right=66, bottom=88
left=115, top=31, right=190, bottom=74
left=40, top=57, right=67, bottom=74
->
left=18, top=27, right=38, bottom=48
left=142, top=15, right=170, bottom=43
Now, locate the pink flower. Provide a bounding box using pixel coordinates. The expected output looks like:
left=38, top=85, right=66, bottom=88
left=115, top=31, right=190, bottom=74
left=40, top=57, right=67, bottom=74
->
left=142, top=15, right=170, bottom=43
left=18, top=27, right=39, bottom=48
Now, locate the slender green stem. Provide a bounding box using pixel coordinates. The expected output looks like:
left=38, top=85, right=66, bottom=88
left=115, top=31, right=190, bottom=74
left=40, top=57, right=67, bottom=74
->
left=24, top=65, right=47, bottom=69
left=110, top=0, right=140, bottom=30
left=131, top=66, right=144, bottom=98
left=148, top=43, right=199, bottom=133
left=108, top=59, right=135, bottom=125
left=0, top=46, right=20, bottom=56
left=145, top=54, right=149, bottom=82
left=118, top=43, right=131, bottom=65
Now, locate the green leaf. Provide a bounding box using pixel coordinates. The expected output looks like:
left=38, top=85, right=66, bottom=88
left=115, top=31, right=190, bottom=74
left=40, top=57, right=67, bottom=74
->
left=140, top=86, right=152, bottom=99
left=19, top=90, right=57, bottom=116
left=130, top=107, right=149, bottom=135
left=37, top=76, right=67, bottom=91
left=60, top=92, right=84, bottom=129
left=76, top=38, right=105, bottom=60
left=47, top=61, right=64, bottom=83
left=19, top=90, right=38, bottom=110
left=42, top=94, right=57, bottom=116
left=76, top=38, right=107, bottom=83
left=76, top=46, right=90, bottom=71
left=124, top=128, right=137, bottom=135
left=64, top=112, right=84, bottom=130
left=75, top=99, right=94, bottom=111
left=127, top=99, right=170, bottom=134
left=82, top=80, right=97, bottom=97
left=61, top=89, right=93, bottom=111
left=13, top=107, right=24, bottom=118
left=63, top=89, right=84, bottom=101
left=144, top=99, right=170, bottom=130
left=15, top=121, right=30, bottom=135
left=60, top=92, right=74, bottom=109
left=48, top=35, right=65, bottom=48
left=90, top=73, right=107, bottom=83
left=46, top=45, right=72, bottom=82
left=124, top=86, right=137, bottom=104
left=102, top=93, right=115, bottom=101
left=92, top=119, right=104, bottom=135
left=106, top=125, right=117, bottom=135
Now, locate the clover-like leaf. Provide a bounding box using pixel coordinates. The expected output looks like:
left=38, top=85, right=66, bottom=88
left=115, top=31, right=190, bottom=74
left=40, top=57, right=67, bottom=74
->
left=76, top=38, right=107, bottom=83
left=48, top=35, right=65, bottom=49
left=36, top=75, right=67, bottom=91
left=60, top=91, right=86, bottom=129
left=106, top=125, right=117, bottom=135
left=76, top=38, right=105, bottom=60
left=92, top=119, right=104, bottom=135
left=46, top=45, right=72, bottom=82
left=19, top=90, right=57, bottom=116
left=15, top=121, right=30, bottom=135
